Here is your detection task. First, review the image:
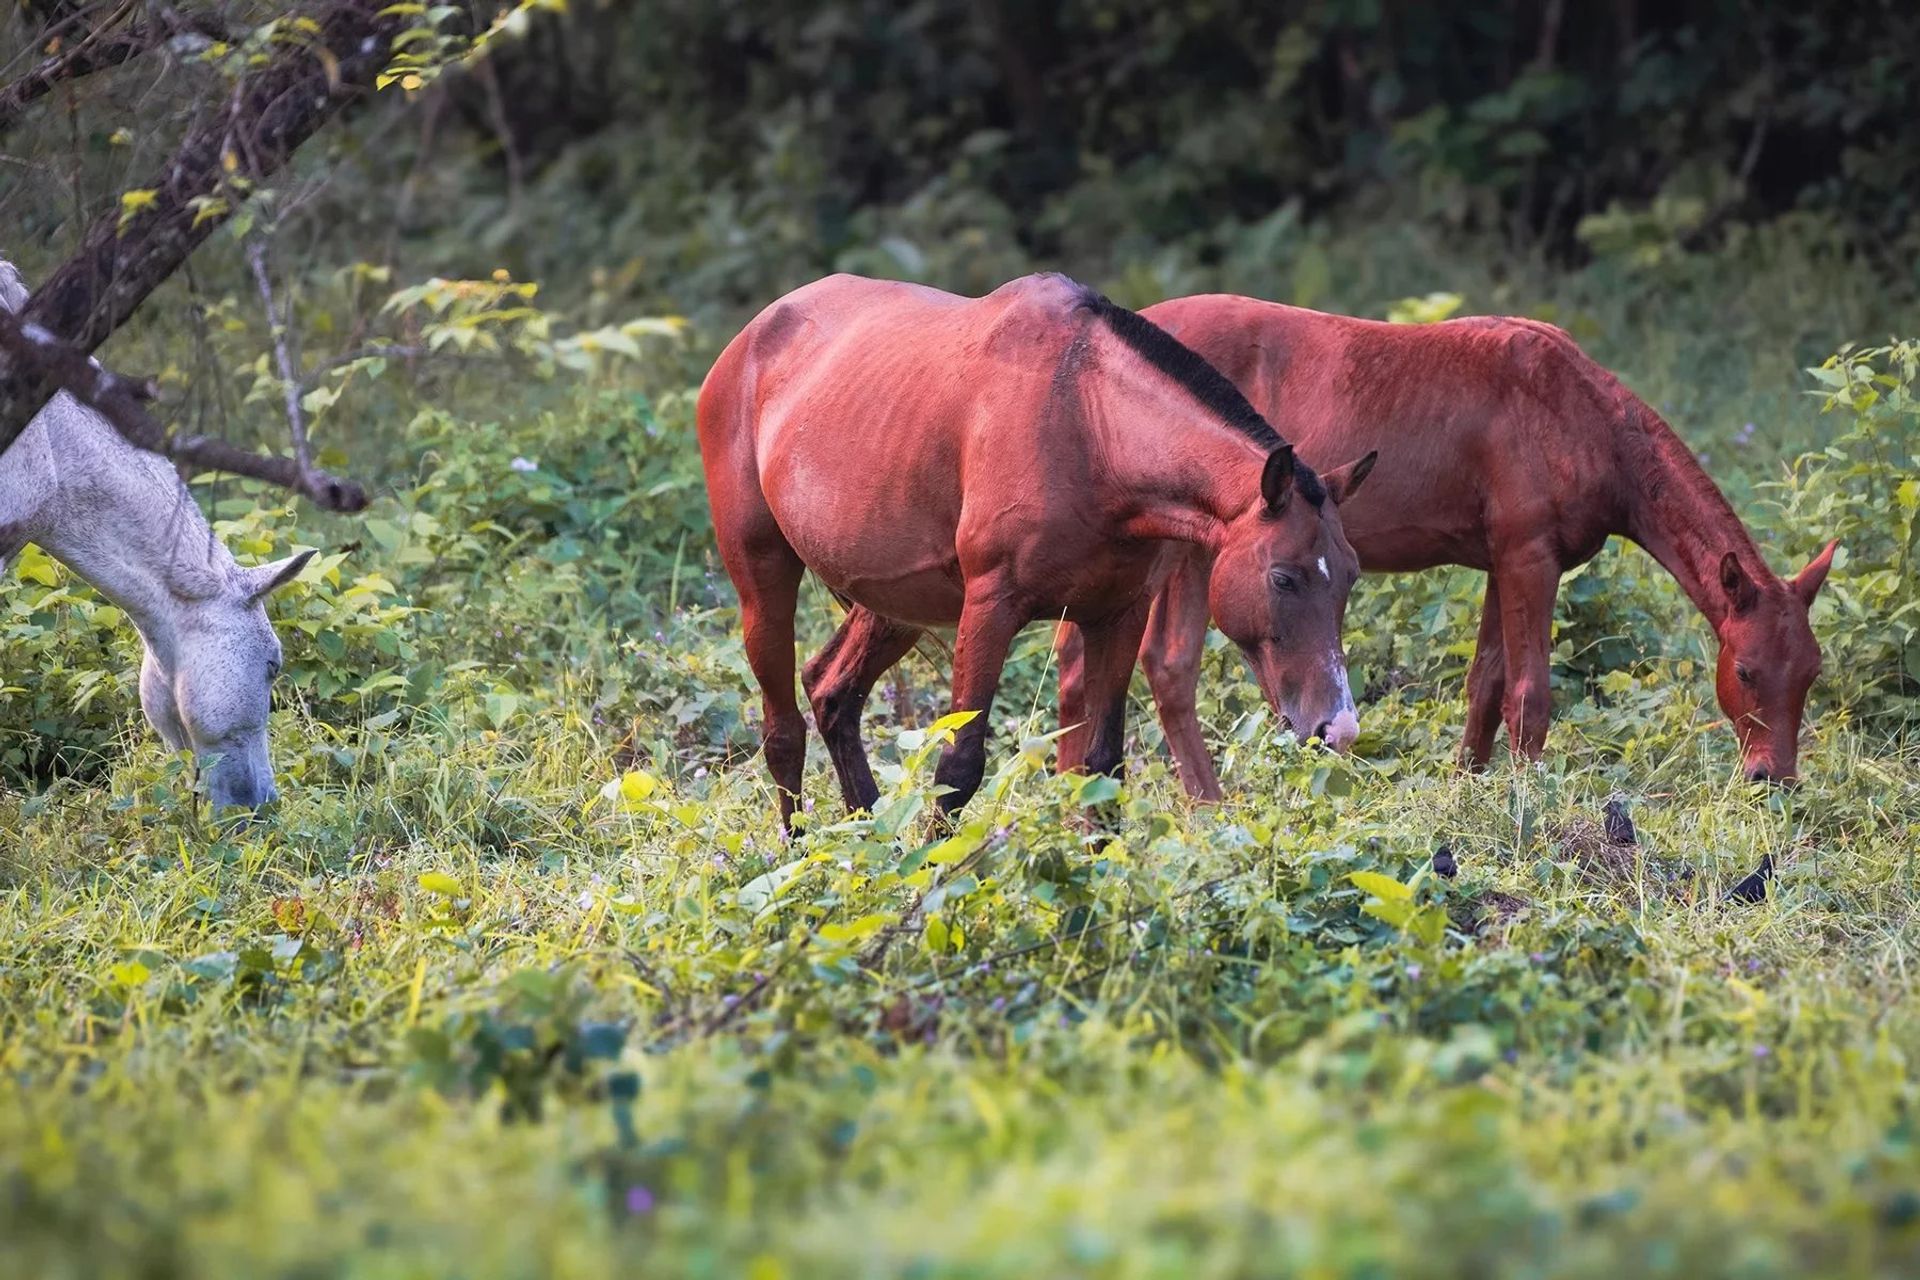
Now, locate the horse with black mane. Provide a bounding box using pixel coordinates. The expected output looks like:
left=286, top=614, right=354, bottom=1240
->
left=699, top=273, right=1378, bottom=831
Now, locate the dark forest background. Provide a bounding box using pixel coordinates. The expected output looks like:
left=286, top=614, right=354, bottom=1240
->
left=7, top=0, right=1918, bottom=325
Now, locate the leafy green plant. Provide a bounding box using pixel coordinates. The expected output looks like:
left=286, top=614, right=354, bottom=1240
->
left=1772, top=340, right=1920, bottom=726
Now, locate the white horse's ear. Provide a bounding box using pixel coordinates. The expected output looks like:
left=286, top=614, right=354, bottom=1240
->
left=241, top=549, right=316, bottom=602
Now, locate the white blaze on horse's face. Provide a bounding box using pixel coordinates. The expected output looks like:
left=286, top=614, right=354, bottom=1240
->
left=139, top=552, right=310, bottom=810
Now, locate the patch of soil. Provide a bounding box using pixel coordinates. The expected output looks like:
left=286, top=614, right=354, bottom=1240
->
left=1547, top=817, right=1694, bottom=898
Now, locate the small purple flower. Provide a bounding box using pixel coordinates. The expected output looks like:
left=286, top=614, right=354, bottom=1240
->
left=510, top=456, right=539, bottom=473
left=625, top=1185, right=655, bottom=1215
left=1405, top=963, right=1423, bottom=981
left=1752, top=1044, right=1771, bottom=1059
left=1735, top=422, right=1757, bottom=446
left=991, top=996, right=1006, bottom=1013
left=1697, top=451, right=1711, bottom=466
left=1530, top=952, right=1548, bottom=964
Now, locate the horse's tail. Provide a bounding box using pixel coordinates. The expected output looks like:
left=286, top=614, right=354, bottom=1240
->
left=818, top=582, right=954, bottom=668
left=912, top=630, right=955, bottom=668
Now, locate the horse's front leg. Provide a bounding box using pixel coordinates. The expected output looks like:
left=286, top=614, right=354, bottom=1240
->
left=1459, top=573, right=1506, bottom=770
left=1137, top=551, right=1221, bottom=800
left=1494, top=549, right=1560, bottom=760
left=1053, top=620, right=1091, bottom=774
left=934, top=582, right=1026, bottom=816
left=1076, top=598, right=1154, bottom=780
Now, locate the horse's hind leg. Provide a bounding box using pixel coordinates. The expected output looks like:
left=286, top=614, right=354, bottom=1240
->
left=1138, top=552, right=1222, bottom=800
left=1459, top=574, right=1506, bottom=770
left=718, top=524, right=808, bottom=832
left=803, top=604, right=921, bottom=814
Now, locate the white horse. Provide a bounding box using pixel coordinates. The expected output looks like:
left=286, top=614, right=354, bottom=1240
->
left=1, top=258, right=309, bottom=809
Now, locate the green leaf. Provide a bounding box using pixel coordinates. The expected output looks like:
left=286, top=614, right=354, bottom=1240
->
left=927, top=709, right=980, bottom=735
left=418, top=871, right=463, bottom=897
left=1076, top=774, right=1121, bottom=806
left=108, top=960, right=151, bottom=989
left=1349, top=870, right=1413, bottom=901
left=925, top=826, right=983, bottom=864
left=116, top=188, right=158, bottom=231
left=819, top=913, right=894, bottom=944
left=1362, top=899, right=1415, bottom=929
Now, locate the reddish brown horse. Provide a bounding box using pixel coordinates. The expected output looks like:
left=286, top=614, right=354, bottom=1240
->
left=699, top=274, right=1377, bottom=831
left=1059, top=295, right=1835, bottom=796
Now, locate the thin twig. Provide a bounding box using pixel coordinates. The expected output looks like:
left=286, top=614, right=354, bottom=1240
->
left=0, top=1, right=231, bottom=137
left=298, top=343, right=430, bottom=392
left=245, top=235, right=312, bottom=476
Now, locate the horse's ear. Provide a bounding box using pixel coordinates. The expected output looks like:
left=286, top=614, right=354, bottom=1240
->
left=1322, top=450, right=1377, bottom=505
left=1261, top=445, right=1295, bottom=514
left=1719, top=552, right=1759, bottom=615
left=241, top=549, right=316, bottom=602
left=1791, top=538, right=1838, bottom=607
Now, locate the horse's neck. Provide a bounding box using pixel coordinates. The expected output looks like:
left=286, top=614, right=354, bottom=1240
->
left=1621, top=401, right=1768, bottom=630
left=1092, top=372, right=1263, bottom=548
left=25, top=394, right=230, bottom=666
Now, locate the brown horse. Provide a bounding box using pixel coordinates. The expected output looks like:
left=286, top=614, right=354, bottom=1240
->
left=1059, top=294, right=1835, bottom=796
left=698, top=274, right=1378, bottom=831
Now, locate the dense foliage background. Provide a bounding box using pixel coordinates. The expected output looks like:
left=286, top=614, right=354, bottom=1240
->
left=2, top=2, right=1917, bottom=1276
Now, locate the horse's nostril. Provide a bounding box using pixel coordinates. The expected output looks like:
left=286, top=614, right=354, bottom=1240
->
left=1746, top=764, right=1773, bottom=784
left=1312, top=720, right=1333, bottom=742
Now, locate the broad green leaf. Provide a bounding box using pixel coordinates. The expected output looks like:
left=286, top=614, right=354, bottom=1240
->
left=1349, top=870, right=1413, bottom=901
left=818, top=913, right=893, bottom=944
left=417, top=871, right=463, bottom=897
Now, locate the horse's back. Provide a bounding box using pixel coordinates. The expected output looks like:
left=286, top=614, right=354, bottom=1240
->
left=1144, top=294, right=1625, bottom=571
left=701, top=273, right=1092, bottom=625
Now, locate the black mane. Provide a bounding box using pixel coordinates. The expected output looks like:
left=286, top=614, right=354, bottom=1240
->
left=1067, top=282, right=1325, bottom=506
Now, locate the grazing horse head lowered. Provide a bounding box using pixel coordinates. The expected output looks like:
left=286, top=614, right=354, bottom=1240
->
left=0, top=257, right=309, bottom=810
left=1712, top=542, right=1834, bottom=783
left=699, top=271, right=1377, bottom=831
left=1200, top=440, right=1372, bottom=751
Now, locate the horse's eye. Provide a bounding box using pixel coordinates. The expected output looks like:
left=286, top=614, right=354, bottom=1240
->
left=1735, top=663, right=1755, bottom=686
left=268, top=659, right=283, bottom=681
left=1269, top=569, right=1300, bottom=594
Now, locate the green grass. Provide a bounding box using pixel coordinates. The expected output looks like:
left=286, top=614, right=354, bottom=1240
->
left=3, top=217, right=1918, bottom=1278
left=4, top=669, right=1917, bottom=1278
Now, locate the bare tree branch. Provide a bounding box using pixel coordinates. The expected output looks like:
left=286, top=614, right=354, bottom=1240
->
left=0, top=2, right=231, bottom=136
left=0, top=0, right=402, bottom=465
left=0, top=303, right=368, bottom=510
left=245, top=235, right=313, bottom=477
left=297, top=344, right=428, bottom=392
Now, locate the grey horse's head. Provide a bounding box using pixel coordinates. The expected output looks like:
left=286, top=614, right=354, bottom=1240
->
left=1, top=254, right=314, bottom=811
left=137, top=551, right=314, bottom=810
